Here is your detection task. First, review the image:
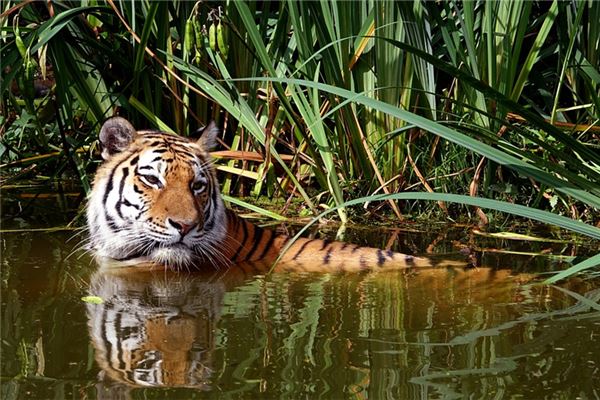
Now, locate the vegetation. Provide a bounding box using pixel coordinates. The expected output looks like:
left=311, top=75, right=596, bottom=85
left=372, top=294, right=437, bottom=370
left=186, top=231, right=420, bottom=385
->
left=1, top=1, right=599, bottom=276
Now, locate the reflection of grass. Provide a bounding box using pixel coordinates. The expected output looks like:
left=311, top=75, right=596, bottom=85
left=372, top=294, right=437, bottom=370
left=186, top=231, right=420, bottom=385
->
left=1, top=231, right=97, bottom=385
left=410, top=286, right=600, bottom=398
left=410, top=357, right=523, bottom=399
left=450, top=288, right=600, bottom=346
left=216, top=271, right=599, bottom=398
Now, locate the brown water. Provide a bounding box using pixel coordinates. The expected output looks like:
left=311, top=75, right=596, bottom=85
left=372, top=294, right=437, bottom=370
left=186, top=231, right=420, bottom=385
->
left=1, top=193, right=600, bottom=399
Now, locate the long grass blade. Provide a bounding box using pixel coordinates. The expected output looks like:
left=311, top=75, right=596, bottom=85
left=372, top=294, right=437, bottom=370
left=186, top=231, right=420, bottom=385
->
left=233, top=76, right=600, bottom=209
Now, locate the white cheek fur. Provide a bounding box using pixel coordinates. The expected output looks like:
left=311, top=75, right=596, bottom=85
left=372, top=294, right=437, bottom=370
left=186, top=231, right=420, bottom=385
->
left=120, top=185, right=144, bottom=220
left=87, top=169, right=147, bottom=258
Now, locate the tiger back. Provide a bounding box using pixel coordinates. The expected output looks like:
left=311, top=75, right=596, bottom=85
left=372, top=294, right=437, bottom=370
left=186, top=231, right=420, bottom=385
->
left=87, top=117, right=468, bottom=271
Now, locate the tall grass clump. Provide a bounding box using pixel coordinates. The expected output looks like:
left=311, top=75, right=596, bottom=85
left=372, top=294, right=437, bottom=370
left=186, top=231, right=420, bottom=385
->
left=2, top=1, right=599, bottom=275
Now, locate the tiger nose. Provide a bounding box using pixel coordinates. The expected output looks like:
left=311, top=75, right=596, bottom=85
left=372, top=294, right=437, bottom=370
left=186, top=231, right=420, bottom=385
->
left=167, top=218, right=194, bottom=236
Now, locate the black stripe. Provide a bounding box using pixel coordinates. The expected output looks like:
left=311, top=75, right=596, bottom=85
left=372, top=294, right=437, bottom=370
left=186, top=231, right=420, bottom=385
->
left=386, top=249, right=394, bottom=258
left=106, top=216, right=119, bottom=232
left=293, top=239, right=314, bottom=260
left=138, top=165, right=154, bottom=171
left=244, top=226, right=265, bottom=261
left=377, top=249, right=385, bottom=267
left=203, top=190, right=215, bottom=230
left=115, top=167, right=129, bottom=219
left=320, top=239, right=331, bottom=250
left=405, top=255, right=415, bottom=264
left=169, top=139, right=194, bottom=147
left=351, top=245, right=360, bottom=253
left=181, top=158, right=197, bottom=169
left=100, top=306, right=112, bottom=363
left=254, top=230, right=276, bottom=261
left=129, top=155, right=139, bottom=165
left=174, top=149, right=196, bottom=159
left=122, top=199, right=140, bottom=209
left=114, top=312, right=126, bottom=371
left=341, top=242, right=349, bottom=251
left=117, top=167, right=129, bottom=199
left=203, top=212, right=215, bottom=231
left=102, top=157, right=129, bottom=230
left=141, top=133, right=166, bottom=139
left=210, top=181, right=219, bottom=205
left=324, top=247, right=333, bottom=264
left=125, top=370, right=136, bottom=385
left=102, top=162, right=119, bottom=205
left=133, top=184, right=143, bottom=194
left=232, top=218, right=248, bottom=262
left=168, top=138, right=191, bottom=145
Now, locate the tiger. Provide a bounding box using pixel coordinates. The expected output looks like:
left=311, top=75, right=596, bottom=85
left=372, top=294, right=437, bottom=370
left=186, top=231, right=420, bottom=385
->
left=86, top=117, right=468, bottom=271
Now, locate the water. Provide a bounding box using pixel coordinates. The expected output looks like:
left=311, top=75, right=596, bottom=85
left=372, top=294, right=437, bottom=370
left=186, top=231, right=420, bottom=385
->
left=2, top=193, right=600, bottom=399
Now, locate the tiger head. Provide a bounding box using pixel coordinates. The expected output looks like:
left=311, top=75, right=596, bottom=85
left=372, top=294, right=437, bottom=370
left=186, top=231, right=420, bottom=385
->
left=86, top=117, right=227, bottom=268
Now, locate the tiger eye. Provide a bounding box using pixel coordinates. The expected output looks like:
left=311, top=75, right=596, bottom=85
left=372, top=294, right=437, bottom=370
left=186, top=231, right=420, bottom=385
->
left=142, top=175, right=161, bottom=187
left=191, top=181, right=206, bottom=192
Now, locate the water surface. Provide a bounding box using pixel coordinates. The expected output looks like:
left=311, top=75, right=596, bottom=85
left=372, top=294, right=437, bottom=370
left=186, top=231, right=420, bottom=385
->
left=1, top=194, right=599, bottom=399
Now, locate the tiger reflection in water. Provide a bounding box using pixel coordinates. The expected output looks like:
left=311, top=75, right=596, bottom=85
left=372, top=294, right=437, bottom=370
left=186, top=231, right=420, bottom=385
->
left=87, top=259, right=535, bottom=397
left=86, top=263, right=238, bottom=395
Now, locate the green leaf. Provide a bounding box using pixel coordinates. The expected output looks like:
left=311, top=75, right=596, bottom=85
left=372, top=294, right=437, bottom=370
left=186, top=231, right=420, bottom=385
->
left=221, top=194, right=287, bottom=221
left=32, top=6, right=109, bottom=53
left=511, top=1, right=558, bottom=100
left=544, top=253, right=600, bottom=284
left=81, top=296, right=104, bottom=304
left=231, top=76, right=600, bottom=209
left=129, top=96, right=175, bottom=133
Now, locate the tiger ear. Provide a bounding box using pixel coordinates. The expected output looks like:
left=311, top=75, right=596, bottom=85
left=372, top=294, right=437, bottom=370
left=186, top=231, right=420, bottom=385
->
left=196, top=121, right=219, bottom=151
left=99, top=117, right=137, bottom=160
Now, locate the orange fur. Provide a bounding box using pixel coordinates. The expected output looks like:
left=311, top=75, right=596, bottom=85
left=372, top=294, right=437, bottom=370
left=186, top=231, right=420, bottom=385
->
left=218, top=210, right=467, bottom=272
